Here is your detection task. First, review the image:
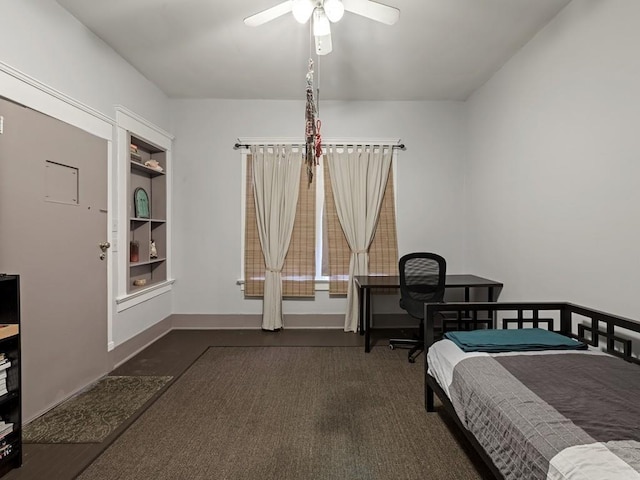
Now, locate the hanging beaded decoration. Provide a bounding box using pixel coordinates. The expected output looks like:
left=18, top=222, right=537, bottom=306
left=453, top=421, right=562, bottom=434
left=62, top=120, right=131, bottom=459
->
left=314, top=119, right=323, bottom=159
left=304, top=58, right=317, bottom=185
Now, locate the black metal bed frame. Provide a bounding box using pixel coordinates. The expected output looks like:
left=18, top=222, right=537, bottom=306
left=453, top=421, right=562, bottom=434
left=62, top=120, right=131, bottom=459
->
left=423, top=301, right=640, bottom=480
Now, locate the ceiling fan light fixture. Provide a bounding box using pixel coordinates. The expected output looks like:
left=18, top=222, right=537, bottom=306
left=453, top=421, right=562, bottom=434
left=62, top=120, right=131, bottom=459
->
left=313, top=8, right=331, bottom=36
left=323, top=0, right=344, bottom=22
left=315, top=33, right=333, bottom=55
left=292, top=0, right=314, bottom=24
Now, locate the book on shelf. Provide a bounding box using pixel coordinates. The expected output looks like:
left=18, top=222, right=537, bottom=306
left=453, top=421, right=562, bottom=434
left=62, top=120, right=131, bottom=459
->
left=0, top=324, right=18, bottom=340
left=0, top=446, right=12, bottom=458
left=0, top=426, right=13, bottom=441
left=0, top=361, right=10, bottom=372
left=0, top=444, right=12, bottom=459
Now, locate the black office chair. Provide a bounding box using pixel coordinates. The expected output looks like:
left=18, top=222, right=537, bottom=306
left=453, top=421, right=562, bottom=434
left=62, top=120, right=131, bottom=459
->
left=389, top=252, right=446, bottom=363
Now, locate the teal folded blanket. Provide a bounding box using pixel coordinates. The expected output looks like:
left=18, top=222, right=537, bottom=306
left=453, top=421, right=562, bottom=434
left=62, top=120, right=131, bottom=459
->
left=444, top=328, right=587, bottom=353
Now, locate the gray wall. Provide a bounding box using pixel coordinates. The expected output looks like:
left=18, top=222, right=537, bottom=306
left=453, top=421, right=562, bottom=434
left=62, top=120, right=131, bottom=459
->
left=0, top=0, right=174, bottom=419
left=3, top=0, right=640, bottom=411
left=0, top=0, right=170, bottom=131
left=465, top=0, right=640, bottom=320
left=0, top=0, right=174, bottom=349
left=169, top=99, right=468, bottom=321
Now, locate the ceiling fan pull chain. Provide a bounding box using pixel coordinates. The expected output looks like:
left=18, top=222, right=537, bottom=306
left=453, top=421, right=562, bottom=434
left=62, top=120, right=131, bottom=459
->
left=309, top=17, right=314, bottom=58
left=316, top=51, right=321, bottom=117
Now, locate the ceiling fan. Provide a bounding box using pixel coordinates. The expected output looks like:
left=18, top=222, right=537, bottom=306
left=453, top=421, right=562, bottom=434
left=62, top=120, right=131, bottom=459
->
left=244, top=0, right=400, bottom=55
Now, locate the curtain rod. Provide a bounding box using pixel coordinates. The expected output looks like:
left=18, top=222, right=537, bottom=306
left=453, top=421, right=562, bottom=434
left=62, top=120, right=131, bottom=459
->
left=233, top=142, right=406, bottom=151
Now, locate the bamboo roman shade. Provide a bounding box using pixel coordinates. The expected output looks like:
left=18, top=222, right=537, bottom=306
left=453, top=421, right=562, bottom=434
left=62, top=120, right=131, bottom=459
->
left=244, top=154, right=316, bottom=297
left=323, top=159, right=399, bottom=296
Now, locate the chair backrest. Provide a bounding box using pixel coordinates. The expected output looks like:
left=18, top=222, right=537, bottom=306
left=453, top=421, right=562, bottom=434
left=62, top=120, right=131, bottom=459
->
left=399, top=252, right=447, bottom=319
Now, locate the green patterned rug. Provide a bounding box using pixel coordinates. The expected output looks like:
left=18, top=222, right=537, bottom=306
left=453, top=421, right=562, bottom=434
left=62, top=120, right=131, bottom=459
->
left=23, top=375, right=172, bottom=443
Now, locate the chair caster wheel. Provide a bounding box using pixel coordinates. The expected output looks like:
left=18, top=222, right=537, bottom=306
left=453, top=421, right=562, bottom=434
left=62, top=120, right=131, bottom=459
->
left=409, top=357, right=416, bottom=363
left=389, top=344, right=395, bottom=350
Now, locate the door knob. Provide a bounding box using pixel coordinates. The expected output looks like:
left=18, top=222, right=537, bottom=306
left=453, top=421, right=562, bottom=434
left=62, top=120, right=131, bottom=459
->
left=99, top=242, right=111, bottom=252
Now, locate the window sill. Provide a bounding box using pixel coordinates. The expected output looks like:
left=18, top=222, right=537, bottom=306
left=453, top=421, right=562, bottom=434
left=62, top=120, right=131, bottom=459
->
left=116, top=279, right=175, bottom=312
left=237, top=279, right=329, bottom=292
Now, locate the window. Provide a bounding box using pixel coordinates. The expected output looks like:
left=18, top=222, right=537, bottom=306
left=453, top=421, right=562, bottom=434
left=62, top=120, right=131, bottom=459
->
left=323, top=160, right=399, bottom=295
left=244, top=153, right=316, bottom=297
left=242, top=147, right=399, bottom=296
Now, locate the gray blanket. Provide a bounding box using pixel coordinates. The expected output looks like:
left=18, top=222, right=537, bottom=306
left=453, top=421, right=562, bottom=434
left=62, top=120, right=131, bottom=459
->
left=449, top=353, right=640, bottom=479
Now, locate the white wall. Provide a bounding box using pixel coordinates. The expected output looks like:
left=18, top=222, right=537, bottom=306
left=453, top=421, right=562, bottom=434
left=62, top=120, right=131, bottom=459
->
left=13, top=0, right=637, bottom=337
left=0, top=0, right=173, bottom=348
left=466, top=0, right=640, bottom=319
left=0, top=0, right=171, bottom=130
left=170, top=99, right=467, bottom=318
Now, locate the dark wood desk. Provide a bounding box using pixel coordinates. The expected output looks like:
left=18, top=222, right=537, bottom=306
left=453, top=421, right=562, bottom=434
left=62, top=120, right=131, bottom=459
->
left=354, top=274, right=504, bottom=353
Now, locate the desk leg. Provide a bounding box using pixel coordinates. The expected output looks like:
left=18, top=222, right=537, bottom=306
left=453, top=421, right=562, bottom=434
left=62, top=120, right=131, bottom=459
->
left=359, top=286, right=365, bottom=336
left=365, top=288, right=371, bottom=353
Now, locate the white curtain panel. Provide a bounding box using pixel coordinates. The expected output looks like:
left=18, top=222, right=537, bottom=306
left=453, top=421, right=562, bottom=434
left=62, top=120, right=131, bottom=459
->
left=250, top=145, right=302, bottom=330
left=327, top=144, right=393, bottom=332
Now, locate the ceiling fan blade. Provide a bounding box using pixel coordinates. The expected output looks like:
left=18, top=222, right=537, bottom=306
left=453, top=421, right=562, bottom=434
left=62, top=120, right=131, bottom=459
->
left=342, top=0, right=400, bottom=25
left=244, top=1, right=293, bottom=27
left=315, top=33, right=333, bottom=56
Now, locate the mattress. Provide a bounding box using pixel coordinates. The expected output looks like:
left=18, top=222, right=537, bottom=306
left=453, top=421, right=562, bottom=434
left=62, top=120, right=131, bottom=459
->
left=427, top=339, right=640, bottom=480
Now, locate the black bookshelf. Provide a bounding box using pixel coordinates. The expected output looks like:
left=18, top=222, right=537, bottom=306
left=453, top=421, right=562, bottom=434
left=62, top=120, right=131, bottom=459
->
left=0, top=275, right=21, bottom=477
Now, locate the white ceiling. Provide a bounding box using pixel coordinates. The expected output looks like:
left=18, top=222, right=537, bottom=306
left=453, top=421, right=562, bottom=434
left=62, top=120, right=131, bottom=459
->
left=55, top=0, right=571, bottom=101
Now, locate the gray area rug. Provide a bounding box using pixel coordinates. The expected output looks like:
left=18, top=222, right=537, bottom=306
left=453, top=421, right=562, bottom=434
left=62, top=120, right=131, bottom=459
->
left=23, top=375, right=173, bottom=443
left=77, top=347, right=488, bottom=480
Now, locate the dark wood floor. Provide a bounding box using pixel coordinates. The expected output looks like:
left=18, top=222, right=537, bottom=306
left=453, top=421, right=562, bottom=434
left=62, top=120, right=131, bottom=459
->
left=8, top=328, right=413, bottom=480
